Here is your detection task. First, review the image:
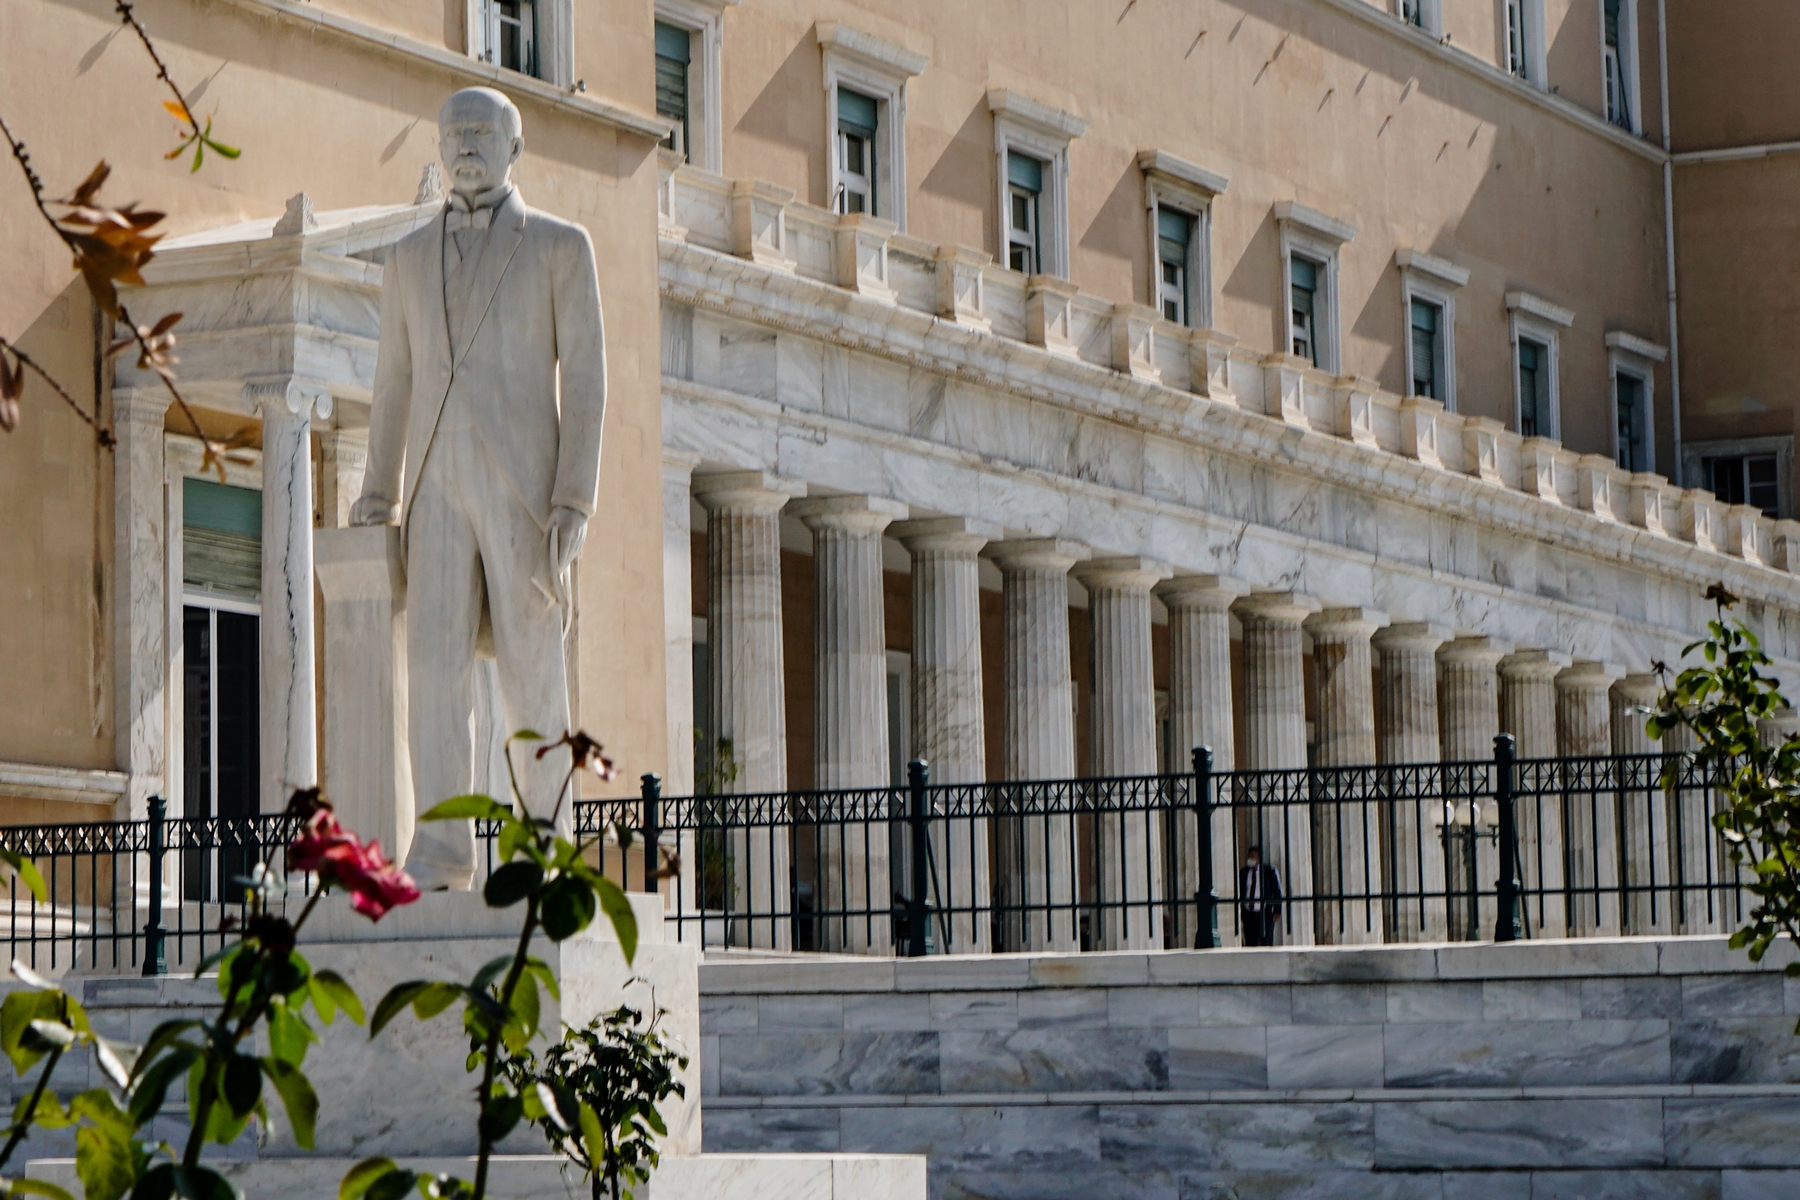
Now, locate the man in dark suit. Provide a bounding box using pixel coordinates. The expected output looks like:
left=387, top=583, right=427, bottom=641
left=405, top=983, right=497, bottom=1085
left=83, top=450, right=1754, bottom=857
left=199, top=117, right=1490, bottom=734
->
left=1240, top=846, right=1283, bottom=947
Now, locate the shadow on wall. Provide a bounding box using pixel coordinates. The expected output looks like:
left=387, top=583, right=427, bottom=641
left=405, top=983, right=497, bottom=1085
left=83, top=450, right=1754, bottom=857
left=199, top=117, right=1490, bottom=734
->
left=1075, top=158, right=1152, bottom=301
left=917, top=100, right=996, bottom=239
left=734, top=35, right=828, bottom=207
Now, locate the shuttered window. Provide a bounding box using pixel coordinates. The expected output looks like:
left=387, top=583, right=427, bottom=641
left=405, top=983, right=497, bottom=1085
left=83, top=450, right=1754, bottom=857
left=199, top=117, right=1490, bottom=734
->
left=655, top=21, right=692, bottom=157
left=183, top=478, right=261, bottom=599
left=837, top=88, right=879, bottom=215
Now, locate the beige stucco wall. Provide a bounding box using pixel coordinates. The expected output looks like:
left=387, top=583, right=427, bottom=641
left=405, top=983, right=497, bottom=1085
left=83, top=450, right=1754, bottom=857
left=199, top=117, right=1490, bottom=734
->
left=715, top=0, right=1669, bottom=460
left=0, top=0, right=667, bottom=805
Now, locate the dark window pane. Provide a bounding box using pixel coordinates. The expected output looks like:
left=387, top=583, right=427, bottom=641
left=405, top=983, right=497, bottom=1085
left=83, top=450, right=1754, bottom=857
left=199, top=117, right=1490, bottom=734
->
left=1007, top=151, right=1043, bottom=193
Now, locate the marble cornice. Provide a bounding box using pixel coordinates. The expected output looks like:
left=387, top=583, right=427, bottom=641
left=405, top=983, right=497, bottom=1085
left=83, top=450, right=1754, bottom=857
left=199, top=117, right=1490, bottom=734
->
left=659, top=240, right=1800, bottom=619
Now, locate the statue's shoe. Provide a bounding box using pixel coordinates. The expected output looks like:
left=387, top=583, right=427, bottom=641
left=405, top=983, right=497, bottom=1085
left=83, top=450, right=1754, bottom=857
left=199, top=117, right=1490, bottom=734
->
left=403, top=857, right=476, bottom=893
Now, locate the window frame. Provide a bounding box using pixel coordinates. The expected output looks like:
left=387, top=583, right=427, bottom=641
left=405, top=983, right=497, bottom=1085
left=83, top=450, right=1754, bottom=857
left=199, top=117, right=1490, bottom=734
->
left=819, top=21, right=925, bottom=229
left=467, top=0, right=575, bottom=85
left=1275, top=201, right=1356, bottom=374
left=1394, top=0, right=1443, bottom=37
left=990, top=89, right=1086, bottom=281
left=654, top=0, right=738, bottom=173
left=1682, top=435, right=1793, bottom=519
left=1138, top=149, right=1228, bottom=331
left=1605, top=330, right=1666, bottom=475
left=1503, top=0, right=1548, bottom=87
left=1599, top=0, right=1643, bottom=134
left=1006, top=154, right=1045, bottom=275
left=1396, top=249, right=1468, bottom=411
left=1506, top=291, right=1575, bottom=442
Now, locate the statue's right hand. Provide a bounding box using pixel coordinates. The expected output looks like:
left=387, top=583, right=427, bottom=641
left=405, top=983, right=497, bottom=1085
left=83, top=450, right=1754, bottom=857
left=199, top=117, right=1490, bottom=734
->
left=349, top=495, right=399, bottom=527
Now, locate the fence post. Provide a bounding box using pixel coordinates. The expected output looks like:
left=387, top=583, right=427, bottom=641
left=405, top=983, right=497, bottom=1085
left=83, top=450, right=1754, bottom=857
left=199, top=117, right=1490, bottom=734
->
left=1493, top=734, right=1522, bottom=944
left=142, top=795, right=167, bottom=977
left=640, top=773, right=662, bottom=894
left=907, top=760, right=930, bottom=958
left=1192, top=747, right=1219, bottom=949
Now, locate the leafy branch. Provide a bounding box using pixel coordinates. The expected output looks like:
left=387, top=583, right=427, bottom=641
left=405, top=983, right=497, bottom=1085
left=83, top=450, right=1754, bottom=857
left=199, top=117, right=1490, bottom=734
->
left=112, top=1, right=239, bottom=173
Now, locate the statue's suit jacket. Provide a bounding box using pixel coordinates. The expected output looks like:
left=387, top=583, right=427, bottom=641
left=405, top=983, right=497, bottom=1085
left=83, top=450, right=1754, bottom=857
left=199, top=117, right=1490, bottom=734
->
left=363, top=189, right=606, bottom=545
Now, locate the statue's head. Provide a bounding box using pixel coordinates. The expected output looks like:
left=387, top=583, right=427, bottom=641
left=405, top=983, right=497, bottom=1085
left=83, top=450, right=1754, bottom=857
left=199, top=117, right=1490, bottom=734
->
left=438, top=87, right=523, bottom=198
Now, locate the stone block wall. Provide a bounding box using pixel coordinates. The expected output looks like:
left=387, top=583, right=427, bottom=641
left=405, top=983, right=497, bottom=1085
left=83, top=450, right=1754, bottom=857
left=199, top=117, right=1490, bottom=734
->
left=699, top=938, right=1800, bottom=1199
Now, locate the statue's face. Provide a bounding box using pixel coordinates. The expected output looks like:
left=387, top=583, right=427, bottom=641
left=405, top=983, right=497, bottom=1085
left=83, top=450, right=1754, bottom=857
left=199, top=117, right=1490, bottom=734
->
left=438, top=95, right=521, bottom=196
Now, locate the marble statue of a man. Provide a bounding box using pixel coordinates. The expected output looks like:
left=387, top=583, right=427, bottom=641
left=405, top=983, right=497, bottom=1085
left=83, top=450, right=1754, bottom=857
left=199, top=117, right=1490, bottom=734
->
left=351, top=87, right=606, bottom=890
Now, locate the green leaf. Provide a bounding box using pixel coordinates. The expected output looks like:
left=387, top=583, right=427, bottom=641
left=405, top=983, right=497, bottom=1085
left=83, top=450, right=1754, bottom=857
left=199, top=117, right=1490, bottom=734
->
left=170, top=1167, right=239, bottom=1200
left=266, top=1001, right=317, bottom=1066
left=419, top=795, right=513, bottom=823
left=594, top=876, right=639, bottom=965
left=369, top=982, right=434, bottom=1036
left=503, top=973, right=539, bottom=1053
left=508, top=730, right=545, bottom=743
left=22, top=1018, right=76, bottom=1053
left=497, top=821, right=540, bottom=867
left=482, top=861, right=543, bottom=910
left=14, top=1089, right=70, bottom=1130
left=127, top=1165, right=174, bottom=1200
left=128, top=1046, right=197, bottom=1128
left=414, top=983, right=467, bottom=1022
left=310, top=970, right=363, bottom=1026
left=222, top=1053, right=262, bottom=1117
left=364, top=1172, right=419, bottom=1200
left=128, top=1020, right=204, bottom=1084
left=539, top=877, right=597, bottom=942
left=1, top=990, right=63, bottom=1073
left=520, top=957, right=560, bottom=1003
left=477, top=1088, right=523, bottom=1144
left=5, top=1178, right=78, bottom=1200
left=578, top=1101, right=607, bottom=1172
left=260, top=1057, right=319, bottom=1150
left=338, top=1159, right=398, bottom=1200
left=470, top=956, right=514, bottom=996
left=77, top=1121, right=140, bottom=1200
left=93, top=1035, right=132, bottom=1091
left=0, top=850, right=48, bottom=904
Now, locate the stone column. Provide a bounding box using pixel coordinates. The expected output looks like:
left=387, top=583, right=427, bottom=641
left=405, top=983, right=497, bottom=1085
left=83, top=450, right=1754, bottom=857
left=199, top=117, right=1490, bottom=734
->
left=1233, top=592, right=1321, bottom=946
left=791, top=494, right=907, bottom=953
left=694, top=471, right=806, bottom=950
left=1500, top=650, right=1572, bottom=937
left=985, top=538, right=1089, bottom=951
left=894, top=517, right=1001, bottom=953
left=1373, top=622, right=1451, bottom=941
left=1612, top=673, right=1667, bottom=933
left=253, top=380, right=328, bottom=815
left=1076, top=557, right=1172, bottom=950
left=314, top=525, right=412, bottom=863
left=112, top=389, right=171, bottom=822
left=317, top=428, right=368, bottom=531
left=1557, top=661, right=1625, bottom=936
left=1157, top=575, right=1248, bottom=948
left=1305, top=607, right=1387, bottom=945
left=662, top=452, right=701, bottom=922
left=1437, top=636, right=1510, bottom=940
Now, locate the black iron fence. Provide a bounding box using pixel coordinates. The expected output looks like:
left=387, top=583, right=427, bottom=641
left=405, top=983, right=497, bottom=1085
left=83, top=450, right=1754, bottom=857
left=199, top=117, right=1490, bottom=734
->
left=0, top=740, right=1750, bottom=973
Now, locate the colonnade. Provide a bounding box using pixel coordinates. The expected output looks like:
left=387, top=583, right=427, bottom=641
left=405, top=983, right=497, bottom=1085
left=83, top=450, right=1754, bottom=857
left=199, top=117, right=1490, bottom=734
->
left=675, top=467, right=1700, bottom=953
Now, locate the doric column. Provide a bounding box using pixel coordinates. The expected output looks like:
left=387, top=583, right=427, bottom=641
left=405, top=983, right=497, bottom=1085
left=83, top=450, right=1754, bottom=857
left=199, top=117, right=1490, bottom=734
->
left=112, top=389, right=172, bottom=821
left=1076, top=557, right=1172, bottom=950
left=894, top=516, right=1000, bottom=953
left=254, top=379, right=329, bottom=814
left=694, top=470, right=806, bottom=949
left=1557, top=660, right=1625, bottom=936
left=1436, top=636, right=1510, bottom=940
left=1232, top=592, right=1321, bottom=946
left=1156, top=574, right=1248, bottom=948
left=661, top=452, right=702, bottom=923
left=792, top=494, right=907, bottom=953
left=1612, top=672, right=1665, bottom=933
left=1500, top=649, right=1571, bottom=936
left=985, top=538, right=1089, bottom=951
left=1373, top=622, right=1451, bottom=941
left=1305, top=607, right=1387, bottom=945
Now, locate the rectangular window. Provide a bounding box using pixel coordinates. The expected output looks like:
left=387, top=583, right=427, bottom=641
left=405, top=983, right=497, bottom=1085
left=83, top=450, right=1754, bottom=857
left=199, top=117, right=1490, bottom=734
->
left=1506, top=0, right=1530, bottom=78
left=836, top=87, right=879, bottom=216
left=1157, top=206, right=1194, bottom=326
left=655, top=21, right=691, bottom=158
left=1603, top=0, right=1632, bottom=129
left=478, top=0, right=537, bottom=77
left=1410, top=298, right=1443, bottom=399
left=1615, top=373, right=1647, bottom=472
left=1518, top=337, right=1548, bottom=437
left=1290, top=255, right=1321, bottom=366
left=1007, top=151, right=1044, bottom=275
left=1707, top=454, right=1781, bottom=517
left=1402, top=0, right=1425, bottom=26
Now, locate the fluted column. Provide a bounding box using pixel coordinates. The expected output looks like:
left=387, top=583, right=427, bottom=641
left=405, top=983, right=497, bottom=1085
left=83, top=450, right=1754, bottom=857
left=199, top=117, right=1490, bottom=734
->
left=1437, top=636, right=1510, bottom=940
left=1305, top=607, right=1387, bottom=945
left=1373, top=622, right=1450, bottom=941
left=1557, top=660, right=1625, bottom=936
left=1612, top=672, right=1666, bottom=933
left=1076, top=557, right=1173, bottom=949
left=792, top=495, right=907, bottom=952
left=694, top=470, right=806, bottom=949
left=986, top=538, right=1089, bottom=951
left=894, top=517, right=1000, bottom=953
left=1233, top=592, right=1321, bottom=945
left=1500, top=650, right=1571, bottom=936
left=1157, top=575, right=1248, bottom=948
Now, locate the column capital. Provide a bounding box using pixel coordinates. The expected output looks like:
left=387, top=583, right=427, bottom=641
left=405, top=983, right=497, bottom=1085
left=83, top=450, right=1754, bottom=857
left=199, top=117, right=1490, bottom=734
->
left=1438, top=635, right=1513, bottom=667
left=244, top=374, right=332, bottom=421
left=1372, top=621, right=1453, bottom=653
left=1232, top=591, right=1322, bottom=626
left=1074, top=556, right=1173, bottom=594
left=1155, top=573, right=1250, bottom=611
left=984, top=537, right=1091, bottom=574
left=692, top=470, right=807, bottom=513
left=892, top=515, right=1004, bottom=555
left=1557, top=659, right=1627, bottom=690
left=789, top=493, right=909, bottom=535
left=661, top=448, right=705, bottom=481
left=1500, top=648, right=1573, bottom=679
left=1304, top=606, right=1389, bottom=642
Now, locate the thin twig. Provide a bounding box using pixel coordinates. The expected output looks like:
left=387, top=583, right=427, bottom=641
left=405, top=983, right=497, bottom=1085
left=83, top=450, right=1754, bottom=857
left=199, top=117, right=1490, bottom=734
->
left=114, top=1, right=202, bottom=136
left=0, top=335, right=114, bottom=446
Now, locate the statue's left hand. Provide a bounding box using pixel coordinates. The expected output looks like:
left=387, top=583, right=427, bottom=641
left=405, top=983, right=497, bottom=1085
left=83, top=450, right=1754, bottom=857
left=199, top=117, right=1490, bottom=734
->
left=547, top=505, right=589, bottom=577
